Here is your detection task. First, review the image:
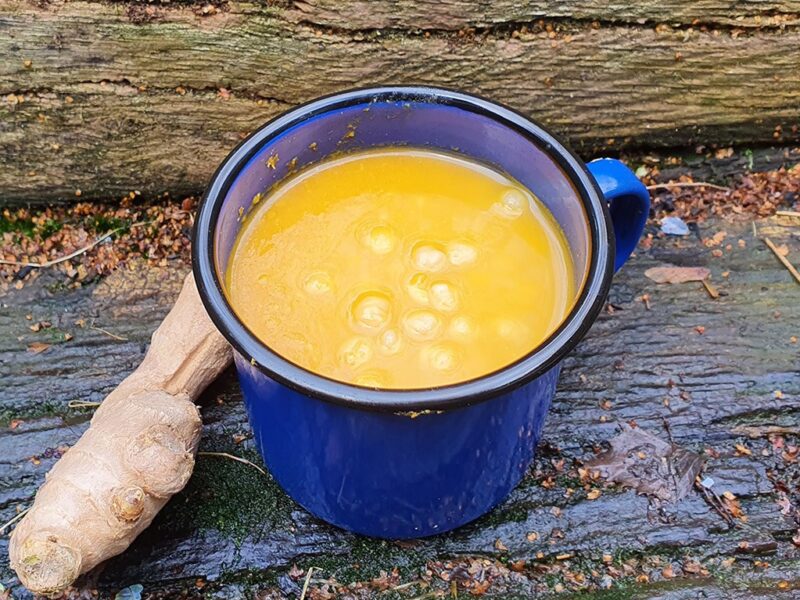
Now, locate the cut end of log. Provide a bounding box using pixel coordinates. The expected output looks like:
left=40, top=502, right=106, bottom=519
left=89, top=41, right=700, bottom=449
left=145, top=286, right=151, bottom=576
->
left=11, top=535, right=82, bottom=597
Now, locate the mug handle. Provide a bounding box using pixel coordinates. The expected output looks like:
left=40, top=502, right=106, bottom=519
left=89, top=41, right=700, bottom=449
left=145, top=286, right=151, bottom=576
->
left=587, top=158, right=651, bottom=272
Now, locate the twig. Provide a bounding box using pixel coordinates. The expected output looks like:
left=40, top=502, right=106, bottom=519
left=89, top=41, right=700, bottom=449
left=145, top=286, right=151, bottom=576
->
left=68, top=400, right=102, bottom=409
left=90, top=325, right=128, bottom=341
left=776, top=210, right=800, bottom=218
left=696, top=481, right=736, bottom=527
left=702, top=279, right=720, bottom=299
left=0, top=220, right=152, bottom=269
left=764, top=237, right=800, bottom=285
left=300, top=567, right=316, bottom=600
left=647, top=182, right=731, bottom=192
left=731, top=425, right=799, bottom=438
left=408, top=592, right=439, bottom=600
left=389, top=580, right=423, bottom=593
left=197, top=452, right=267, bottom=476
left=0, top=229, right=121, bottom=268
left=0, top=506, right=30, bottom=536
left=662, top=417, right=675, bottom=445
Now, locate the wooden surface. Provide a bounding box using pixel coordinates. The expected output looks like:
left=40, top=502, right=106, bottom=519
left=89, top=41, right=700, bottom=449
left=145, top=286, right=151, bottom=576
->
left=1, top=217, right=799, bottom=598
left=1, top=0, right=800, bottom=202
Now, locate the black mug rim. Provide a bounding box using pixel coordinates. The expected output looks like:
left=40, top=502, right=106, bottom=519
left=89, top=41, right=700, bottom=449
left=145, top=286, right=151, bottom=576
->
left=192, top=86, right=615, bottom=412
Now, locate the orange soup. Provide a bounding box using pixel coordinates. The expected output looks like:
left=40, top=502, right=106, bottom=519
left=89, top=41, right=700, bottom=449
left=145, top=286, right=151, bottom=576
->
left=226, top=148, right=575, bottom=389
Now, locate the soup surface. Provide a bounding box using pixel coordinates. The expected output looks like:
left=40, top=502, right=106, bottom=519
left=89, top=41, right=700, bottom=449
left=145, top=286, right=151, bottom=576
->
left=226, top=148, right=575, bottom=389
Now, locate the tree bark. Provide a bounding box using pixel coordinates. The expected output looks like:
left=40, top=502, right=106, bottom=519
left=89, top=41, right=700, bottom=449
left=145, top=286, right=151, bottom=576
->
left=0, top=0, right=799, bottom=202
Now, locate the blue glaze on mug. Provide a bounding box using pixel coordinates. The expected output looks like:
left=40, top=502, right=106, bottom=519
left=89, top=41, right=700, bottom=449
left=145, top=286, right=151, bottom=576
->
left=237, top=354, right=560, bottom=538
left=193, top=87, right=650, bottom=539
left=587, top=159, right=650, bottom=272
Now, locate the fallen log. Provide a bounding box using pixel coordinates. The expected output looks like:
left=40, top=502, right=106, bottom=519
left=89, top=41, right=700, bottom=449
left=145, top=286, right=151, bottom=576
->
left=1, top=218, right=798, bottom=597
left=0, top=0, right=799, bottom=202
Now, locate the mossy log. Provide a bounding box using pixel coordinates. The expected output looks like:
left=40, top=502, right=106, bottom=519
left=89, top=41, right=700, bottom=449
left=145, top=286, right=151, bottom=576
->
left=0, top=0, right=799, bottom=202
left=1, top=217, right=799, bottom=597
left=293, top=0, right=800, bottom=29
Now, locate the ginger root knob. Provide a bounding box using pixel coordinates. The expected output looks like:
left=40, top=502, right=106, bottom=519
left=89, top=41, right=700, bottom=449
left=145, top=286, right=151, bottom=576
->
left=111, top=486, right=146, bottom=522
left=15, top=537, right=81, bottom=598
left=126, top=423, right=197, bottom=497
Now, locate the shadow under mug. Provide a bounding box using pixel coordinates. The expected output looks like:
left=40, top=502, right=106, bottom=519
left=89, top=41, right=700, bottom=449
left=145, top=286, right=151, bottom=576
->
left=193, top=86, right=650, bottom=539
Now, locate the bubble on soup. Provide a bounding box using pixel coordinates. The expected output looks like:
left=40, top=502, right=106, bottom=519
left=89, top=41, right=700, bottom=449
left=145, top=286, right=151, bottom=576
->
left=429, top=281, right=459, bottom=312
left=340, top=337, right=374, bottom=367
left=405, top=273, right=430, bottom=305
left=355, top=370, right=389, bottom=388
left=350, top=291, right=392, bottom=330
left=360, top=224, right=397, bottom=254
left=402, top=309, right=442, bottom=341
left=422, top=343, right=461, bottom=372
left=411, top=242, right=447, bottom=272
left=448, top=315, right=475, bottom=339
left=447, top=242, right=477, bottom=266
left=303, top=271, right=333, bottom=295
left=492, top=188, right=528, bottom=219
left=258, top=274, right=271, bottom=286
left=379, top=328, right=402, bottom=355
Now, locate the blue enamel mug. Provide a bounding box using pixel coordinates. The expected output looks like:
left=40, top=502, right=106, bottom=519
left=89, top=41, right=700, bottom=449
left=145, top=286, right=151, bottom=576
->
left=193, top=87, right=649, bottom=538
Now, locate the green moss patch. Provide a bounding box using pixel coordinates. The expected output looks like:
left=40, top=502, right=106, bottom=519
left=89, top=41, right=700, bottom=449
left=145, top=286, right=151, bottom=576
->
left=153, top=445, right=294, bottom=544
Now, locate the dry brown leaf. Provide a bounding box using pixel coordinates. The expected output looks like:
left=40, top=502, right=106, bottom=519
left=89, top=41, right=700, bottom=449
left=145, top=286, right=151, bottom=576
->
left=644, top=265, right=711, bottom=284
left=682, top=560, right=704, bottom=575
left=26, top=342, right=50, bottom=354
left=472, top=580, right=491, bottom=595
left=704, top=231, right=728, bottom=247
left=722, top=492, right=745, bottom=519
left=734, top=444, right=752, bottom=456
left=715, top=147, right=734, bottom=159
left=588, top=424, right=704, bottom=502
left=510, top=559, right=526, bottom=572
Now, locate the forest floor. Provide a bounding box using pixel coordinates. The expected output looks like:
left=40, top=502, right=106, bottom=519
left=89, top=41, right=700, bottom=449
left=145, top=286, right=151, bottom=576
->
left=1, top=155, right=799, bottom=599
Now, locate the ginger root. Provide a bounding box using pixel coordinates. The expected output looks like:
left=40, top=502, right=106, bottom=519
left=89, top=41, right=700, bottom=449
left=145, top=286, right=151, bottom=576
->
left=9, top=273, right=232, bottom=596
